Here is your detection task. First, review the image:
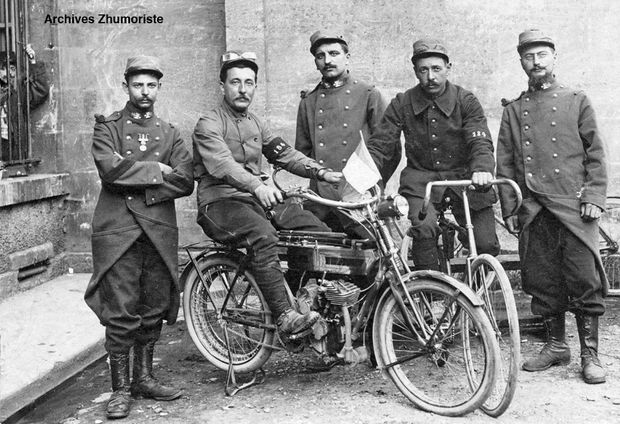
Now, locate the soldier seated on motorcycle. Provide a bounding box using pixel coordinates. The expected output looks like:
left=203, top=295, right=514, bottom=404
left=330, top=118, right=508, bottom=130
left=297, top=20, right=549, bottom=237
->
left=192, top=50, right=343, bottom=336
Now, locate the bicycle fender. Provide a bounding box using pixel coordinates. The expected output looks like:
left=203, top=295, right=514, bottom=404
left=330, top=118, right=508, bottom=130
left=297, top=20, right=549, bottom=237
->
left=376, top=270, right=484, bottom=309
left=413, top=270, right=484, bottom=306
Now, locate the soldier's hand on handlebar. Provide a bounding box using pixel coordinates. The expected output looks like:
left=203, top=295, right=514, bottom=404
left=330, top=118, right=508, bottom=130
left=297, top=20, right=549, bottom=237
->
left=254, top=184, right=283, bottom=208
left=322, top=171, right=343, bottom=183
left=580, top=202, right=603, bottom=222
left=471, top=171, right=493, bottom=190
left=505, top=215, right=521, bottom=234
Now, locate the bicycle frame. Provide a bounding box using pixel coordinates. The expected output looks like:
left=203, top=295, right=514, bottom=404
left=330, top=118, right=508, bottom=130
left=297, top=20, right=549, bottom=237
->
left=419, top=179, right=522, bottom=282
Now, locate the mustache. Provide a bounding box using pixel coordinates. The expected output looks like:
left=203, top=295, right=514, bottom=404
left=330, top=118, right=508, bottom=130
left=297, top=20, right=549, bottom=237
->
left=235, top=95, right=250, bottom=101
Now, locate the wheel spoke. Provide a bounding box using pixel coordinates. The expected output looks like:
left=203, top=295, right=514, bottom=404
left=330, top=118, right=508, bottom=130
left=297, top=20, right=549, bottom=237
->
left=183, top=256, right=275, bottom=373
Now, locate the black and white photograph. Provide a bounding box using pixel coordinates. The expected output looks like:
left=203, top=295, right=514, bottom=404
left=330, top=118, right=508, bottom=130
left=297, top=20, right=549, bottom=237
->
left=0, top=1, right=619, bottom=423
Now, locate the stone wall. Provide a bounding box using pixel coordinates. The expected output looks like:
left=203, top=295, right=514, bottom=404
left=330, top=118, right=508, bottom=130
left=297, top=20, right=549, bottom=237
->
left=226, top=0, right=620, bottom=174
left=51, top=0, right=226, bottom=268
left=3, top=0, right=620, bottom=299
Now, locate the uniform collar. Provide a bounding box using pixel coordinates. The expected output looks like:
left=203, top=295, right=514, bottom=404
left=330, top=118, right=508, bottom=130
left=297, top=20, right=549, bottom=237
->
left=221, top=99, right=250, bottom=119
left=528, top=79, right=559, bottom=92
left=124, top=102, right=155, bottom=121
left=410, top=81, right=457, bottom=117
left=319, top=70, right=350, bottom=89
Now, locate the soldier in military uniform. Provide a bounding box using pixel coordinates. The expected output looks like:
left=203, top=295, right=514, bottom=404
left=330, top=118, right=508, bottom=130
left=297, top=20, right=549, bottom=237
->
left=497, top=30, right=607, bottom=384
left=295, top=31, right=387, bottom=235
left=367, top=38, right=499, bottom=270
left=85, top=55, right=193, bottom=418
left=193, top=51, right=342, bottom=338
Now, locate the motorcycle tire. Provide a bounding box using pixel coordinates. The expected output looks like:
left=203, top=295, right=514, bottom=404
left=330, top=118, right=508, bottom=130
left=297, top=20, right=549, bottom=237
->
left=183, top=253, right=275, bottom=373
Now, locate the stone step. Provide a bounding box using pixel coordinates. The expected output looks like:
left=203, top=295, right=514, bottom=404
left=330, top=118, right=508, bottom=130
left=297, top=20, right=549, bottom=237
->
left=0, top=273, right=105, bottom=422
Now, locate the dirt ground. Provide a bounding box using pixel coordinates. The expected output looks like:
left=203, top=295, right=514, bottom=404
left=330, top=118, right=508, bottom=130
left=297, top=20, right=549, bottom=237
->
left=15, top=296, right=620, bottom=424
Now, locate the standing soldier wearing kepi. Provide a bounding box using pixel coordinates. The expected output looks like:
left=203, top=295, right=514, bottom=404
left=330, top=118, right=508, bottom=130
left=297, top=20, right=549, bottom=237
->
left=367, top=38, right=499, bottom=270
left=85, top=55, right=193, bottom=418
left=497, top=30, right=608, bottom=384
left=296, top=31, right=387, bottom=235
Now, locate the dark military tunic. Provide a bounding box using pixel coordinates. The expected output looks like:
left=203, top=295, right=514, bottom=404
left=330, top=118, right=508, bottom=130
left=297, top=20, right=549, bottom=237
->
left=497, top=82, right=608, bottom=312
left=368, top=81, right=495, bottom=207
left=367, top=81, right=499, bottom=262
left=295, top=73, right=386, bottom=199
left=85, top=102, right=193, bottom=330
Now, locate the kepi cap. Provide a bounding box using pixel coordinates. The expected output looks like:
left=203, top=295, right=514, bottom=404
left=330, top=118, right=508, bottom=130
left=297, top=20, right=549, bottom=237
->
left=219, top=50, right=259, bottom=79
left=309, top=31, right=348, bottom=55
left=412, top=38, right=449, bottom=62
left=124, top=55, right=163, bottom=79
left=517, top=29, right=555, bottom=54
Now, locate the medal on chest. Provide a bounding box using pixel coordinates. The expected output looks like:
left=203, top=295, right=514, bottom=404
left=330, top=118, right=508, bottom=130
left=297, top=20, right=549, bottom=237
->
left=138, top=133, right=149, bottom=151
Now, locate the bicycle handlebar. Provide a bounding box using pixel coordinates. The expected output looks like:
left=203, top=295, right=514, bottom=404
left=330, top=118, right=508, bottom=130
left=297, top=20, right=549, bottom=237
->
left=418, top=178, right=523, bottom=221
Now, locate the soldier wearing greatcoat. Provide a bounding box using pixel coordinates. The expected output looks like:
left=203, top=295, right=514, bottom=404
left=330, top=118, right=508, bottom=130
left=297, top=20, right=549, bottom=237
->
left=85, top=55, right=193, bottom=418
left=497, top=29, right=608, bottom=384
left=295, top=31, right=387, bottom=235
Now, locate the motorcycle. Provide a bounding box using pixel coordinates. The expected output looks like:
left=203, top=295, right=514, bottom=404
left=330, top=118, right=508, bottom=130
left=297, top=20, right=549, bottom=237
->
left=180, top=170, right=501, bottom=417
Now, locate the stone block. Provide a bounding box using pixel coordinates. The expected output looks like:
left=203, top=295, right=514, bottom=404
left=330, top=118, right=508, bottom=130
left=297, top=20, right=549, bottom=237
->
left=0, top=174, right=69, bottom=208
left=8, top=242, right=54, bottom=272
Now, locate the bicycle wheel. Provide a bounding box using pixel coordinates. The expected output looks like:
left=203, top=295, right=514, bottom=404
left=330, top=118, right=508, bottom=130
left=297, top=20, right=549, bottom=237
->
left=373, top=278, right=498, bottom=417
left=183, top=254, right=275, bottom=373
left=465, top=254, right=520, bottom=417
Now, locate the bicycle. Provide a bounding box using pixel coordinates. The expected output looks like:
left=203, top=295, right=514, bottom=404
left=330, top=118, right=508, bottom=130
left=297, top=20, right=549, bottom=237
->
left=600, top=196, right=620, bottom=295
left=181, top=171, right=502, bottom=416
left=400, top=179, right=522, bottom=417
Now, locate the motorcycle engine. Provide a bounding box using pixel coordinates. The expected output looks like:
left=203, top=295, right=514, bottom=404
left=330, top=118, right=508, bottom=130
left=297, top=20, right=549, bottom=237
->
left=321, top=279, right=361, bottom=306
left=296, top=278, right=362, bottom=356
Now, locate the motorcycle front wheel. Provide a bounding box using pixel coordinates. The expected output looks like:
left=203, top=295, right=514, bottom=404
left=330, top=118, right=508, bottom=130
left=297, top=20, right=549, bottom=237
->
left=183, top=254, right=275, bottom=373
left=373, top=278, right=498, bottom=417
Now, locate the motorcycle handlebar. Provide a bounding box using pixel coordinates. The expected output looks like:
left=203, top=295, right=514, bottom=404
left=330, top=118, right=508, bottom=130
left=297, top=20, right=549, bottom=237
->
left=284, top=187, right=379, bottom=209
left=418, top=178, right=523, bottom=221
left=272, top=167, right=379, bottom=210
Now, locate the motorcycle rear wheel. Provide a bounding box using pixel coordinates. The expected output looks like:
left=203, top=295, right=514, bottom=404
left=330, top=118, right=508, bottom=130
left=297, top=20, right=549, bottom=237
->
left=183, top=254, right=275, bottom=373
left=373, top=278, right=498, bottom=417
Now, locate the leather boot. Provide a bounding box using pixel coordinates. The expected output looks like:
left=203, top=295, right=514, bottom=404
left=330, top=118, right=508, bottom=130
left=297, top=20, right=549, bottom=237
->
left=576, top=314, right=606, bottom=384
left=106, top=352, right=131, bottom=419
left=523, top=314, right=571, bottom=371
left=130, top=341, right=183, bottom=400
left=277, top=308, right=320, bottom=335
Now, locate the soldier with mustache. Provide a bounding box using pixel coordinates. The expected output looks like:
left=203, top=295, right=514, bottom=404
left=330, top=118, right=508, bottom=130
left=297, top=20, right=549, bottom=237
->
left=86, top=55, right=193, bottom=419
left=367, top=38, right=499, bottom=271
left=192, top=51, right=343, bottom=338
left=497, top=29, right=608, bottom=384
left=295, top=31, right=387, bottom=237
